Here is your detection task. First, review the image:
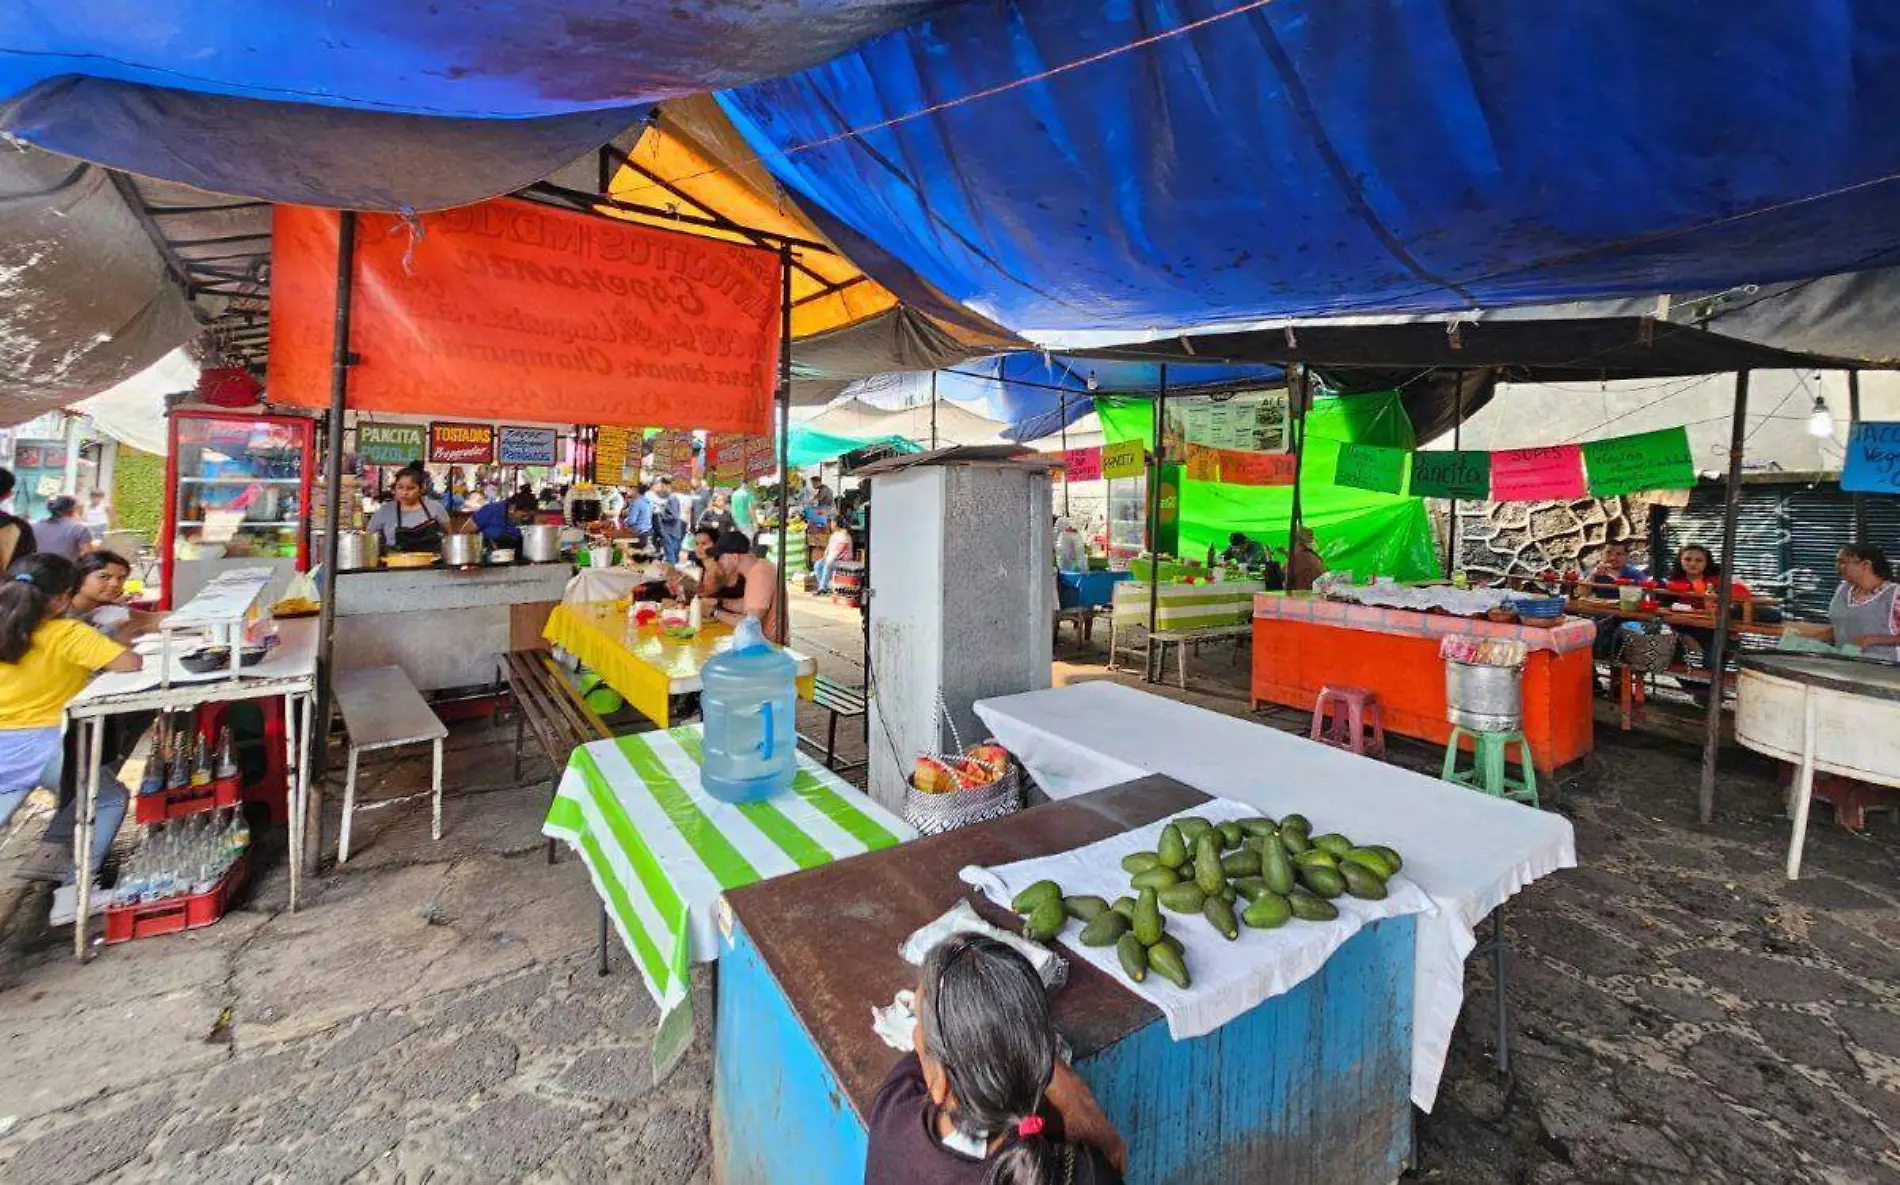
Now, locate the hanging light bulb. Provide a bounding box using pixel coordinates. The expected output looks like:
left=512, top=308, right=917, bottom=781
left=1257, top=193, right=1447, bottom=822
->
left=1807, top=394, right=1833, bottom=438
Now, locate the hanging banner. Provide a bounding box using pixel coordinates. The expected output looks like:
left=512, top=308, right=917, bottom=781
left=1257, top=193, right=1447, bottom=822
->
left=1101, top=438, right=1147, bottom=480
left=1409, top=450, right=1491, bottom=500
left=648, top=429, right=694, bottom=478
left=356, top=422, right=426, bottom=467
left=429, top=422, right=495, bottom=464
left=745, top=436, right=777, bottom=479
left=1334, top=442, right=1410, bottom=495
left=1219, top=451, right=1299, bottom=486
left=1169, top=391, right=1290, bottom=453
left=594, top=425, right=642, bottom=483
left=1842, top=421, right=1900, bottom=493
left=1491, top=445, right=1585, bottom=501
left=707, top=433, right=747, bottom=483
left=1184, top=443, right=1222, bottom=482
left=1061, top=446, right=1102, bottom=482
left=1582, top=427, right=1695, bottom=496
left=267, top=199, right=784, bottom=433
left=496, top=425, right=559, bottom=466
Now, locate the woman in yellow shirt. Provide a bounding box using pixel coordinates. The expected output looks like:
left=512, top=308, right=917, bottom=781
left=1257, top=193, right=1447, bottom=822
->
left=1, top=554, right=143, bottom=886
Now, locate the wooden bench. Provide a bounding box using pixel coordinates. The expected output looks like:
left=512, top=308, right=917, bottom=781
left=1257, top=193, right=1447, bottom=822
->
left=1111, top=621, right=1253, bottom=688
left=333, top=666, right=449, bottom=865
left=797, top=675, right=867, bottom=771
left=502, top=649, right=615, bottom=864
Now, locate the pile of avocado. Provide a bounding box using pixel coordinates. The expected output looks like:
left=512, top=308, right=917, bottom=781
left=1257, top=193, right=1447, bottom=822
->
left=1008, top=813, right=1404, bottom=993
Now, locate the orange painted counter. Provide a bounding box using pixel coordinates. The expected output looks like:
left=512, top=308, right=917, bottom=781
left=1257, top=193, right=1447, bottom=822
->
left=1251, top=593, right=1595, bottom=773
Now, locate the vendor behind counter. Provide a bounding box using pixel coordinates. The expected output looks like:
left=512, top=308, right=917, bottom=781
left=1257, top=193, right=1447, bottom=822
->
left=469, top=489, right=539, bottom=548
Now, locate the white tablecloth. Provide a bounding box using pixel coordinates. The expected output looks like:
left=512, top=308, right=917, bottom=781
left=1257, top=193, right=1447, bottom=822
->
left=962, top=796, right=1434, bottom=1041
left=70, top=617, right=320, bottom=707
left=563, top=567, right=646, bottom=605
left=973, top=681, right=1576, bottom=1111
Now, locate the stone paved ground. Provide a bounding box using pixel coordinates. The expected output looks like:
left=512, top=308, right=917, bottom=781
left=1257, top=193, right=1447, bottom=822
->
left=0, top=596, right=1893, bottom=1183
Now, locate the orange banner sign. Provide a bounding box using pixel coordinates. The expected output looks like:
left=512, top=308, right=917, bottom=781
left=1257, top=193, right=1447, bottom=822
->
left=1219, top=450, right=1299, bottom=486
left=1183, top=443, right=1222, bottom=482
left=268, top=199, right=783, bottom=434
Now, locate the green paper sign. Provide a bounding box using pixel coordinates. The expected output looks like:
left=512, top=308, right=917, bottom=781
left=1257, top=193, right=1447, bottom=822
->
left=1582, top=427, right=1695, bottom=496
left=1333, top=443, right=1410, bottom=494
left=1409, top=450, right=1491, bottom=500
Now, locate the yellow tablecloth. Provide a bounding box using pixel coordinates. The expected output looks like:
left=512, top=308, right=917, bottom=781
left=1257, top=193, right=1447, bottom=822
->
left=544, top=601, right=817, bottom=727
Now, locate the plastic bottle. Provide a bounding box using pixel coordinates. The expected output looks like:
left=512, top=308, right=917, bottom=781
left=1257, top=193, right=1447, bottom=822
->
left=697, top=616, right=798, bottom=804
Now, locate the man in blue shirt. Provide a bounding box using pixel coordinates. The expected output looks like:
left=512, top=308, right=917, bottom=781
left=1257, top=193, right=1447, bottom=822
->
left=1586, top=540, right=1647, bottom=597
left=622, top=480, right=654, bottom=546
left=470, top=489, right=539, bottom=548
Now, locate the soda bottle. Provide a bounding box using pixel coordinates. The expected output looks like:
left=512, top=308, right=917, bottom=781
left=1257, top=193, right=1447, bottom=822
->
left=215, top=726, right=239, bottom=781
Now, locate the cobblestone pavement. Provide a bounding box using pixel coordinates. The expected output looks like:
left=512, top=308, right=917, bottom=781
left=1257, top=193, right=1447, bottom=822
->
left=0, top=600, right=1892, bottom=1182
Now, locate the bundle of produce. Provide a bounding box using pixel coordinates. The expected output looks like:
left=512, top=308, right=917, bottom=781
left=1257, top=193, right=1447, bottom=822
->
left=910, top=742, right=1011, bottom=793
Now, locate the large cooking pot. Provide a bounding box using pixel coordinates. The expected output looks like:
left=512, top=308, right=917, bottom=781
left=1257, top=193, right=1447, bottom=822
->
left=440, top=532, right=484, bottom=568
left=521, top=523, right=563, bottom=564
left=336, top=529, right=381, bottom=571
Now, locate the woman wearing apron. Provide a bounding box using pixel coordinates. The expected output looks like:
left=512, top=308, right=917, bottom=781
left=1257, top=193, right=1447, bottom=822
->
left=367, top=467, right=450, bottom=553
left=1828, top=543, right=1900, bottom=662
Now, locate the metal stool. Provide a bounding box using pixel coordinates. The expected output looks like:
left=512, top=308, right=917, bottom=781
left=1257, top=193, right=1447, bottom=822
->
left=1443, top=727, right=1539, bottom=807
left=1310, top=685, right=1386, bottom=758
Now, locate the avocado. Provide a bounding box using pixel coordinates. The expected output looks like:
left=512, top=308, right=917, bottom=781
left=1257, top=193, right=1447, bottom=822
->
left=1279, top=813, right=1311, bottom=835
left=1025, top=898, right=1066, bottom=941
left=1231, top=876, right=1268, bottom=902
left=1149, top=933, right=1184, bottom=960
left=1148, top=941, right=1191, bottom=989
left=1130, top=866, right=1182, bottom=892
left=1288, top=887, right=1339, bottom=921
left=1242, top=891, right=1293, bottom=929
left=1194, top=833, right=1226, bottom=896
left=1221, top=849, right=1262, bottom=878
left=1203, top=896, right=1240, bottom=940
left=1342, top=848, right=1394, bottom=881
left=1312, top=832, right=1354, bottom=858
left=1133, top=887, right=1163, bottom=944
left=1174, top=816, right=1213, bottom=845
left=1080, top=910, right=1131, bottom=946
left=1156, top=823, right=1188, bottom=868
left=1292, top=849, right=1338, bottom=871
left=1220, top=884, right=1237, bottom=903
left=1299, top=864, right=1347, bottom=899
left=1159, top=883, right=1208, bottom=914
left=1371, top=844, right=1404, bottom=872
left=1280, top=827, right=1312, bottom=855
left=1012, top=880, right=1062, bottom=913
left=1339, top=861, right=1389, bottom=900
left=1117, top=932, right=1148, bottom=982
left=1064, top=895, right=1110, bottom=922
left=1217, top=820, right=1245, bottom=850
left=1111, top=896, right=1138, bottom=921
left=1121, top=851, right=1161, bottom=875
left=1261, top=835, right=1296, bottom=894
left=1237, top=816, right=1280, bottom=839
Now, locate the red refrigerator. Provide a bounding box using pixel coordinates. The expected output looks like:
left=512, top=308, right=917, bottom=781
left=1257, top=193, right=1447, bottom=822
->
left=159, top=408, right=315, bottom=611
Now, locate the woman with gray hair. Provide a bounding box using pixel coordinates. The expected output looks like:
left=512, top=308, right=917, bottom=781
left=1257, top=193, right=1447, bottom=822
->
left=866, top=933, right=1126, bottom=1184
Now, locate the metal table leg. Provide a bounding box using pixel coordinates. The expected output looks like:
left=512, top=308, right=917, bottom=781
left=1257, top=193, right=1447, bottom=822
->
left=285, top=693, right=301, bottom=912
left=73, top=717, right=103, bottom=961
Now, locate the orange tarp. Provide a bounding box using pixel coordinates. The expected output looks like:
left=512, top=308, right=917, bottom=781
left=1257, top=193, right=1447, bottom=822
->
left=267, top=197, right=783, bottom=434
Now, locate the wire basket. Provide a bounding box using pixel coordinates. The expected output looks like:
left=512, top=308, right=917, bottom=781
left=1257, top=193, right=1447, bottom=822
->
left=901, top=696, right=1023, bottom=837
left=1617, top=622, right=1680, bottom=674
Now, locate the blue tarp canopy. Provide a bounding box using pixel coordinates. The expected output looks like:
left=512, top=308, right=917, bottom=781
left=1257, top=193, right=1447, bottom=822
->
left=719, top=0, right=1900, bottom=332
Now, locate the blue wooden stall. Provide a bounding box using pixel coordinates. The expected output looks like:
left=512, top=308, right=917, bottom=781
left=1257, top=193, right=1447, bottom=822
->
left=712, top=776, right=1416, bottom=1184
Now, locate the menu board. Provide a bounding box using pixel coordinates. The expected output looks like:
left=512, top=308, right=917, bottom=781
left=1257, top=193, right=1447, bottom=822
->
left=357, top=422, right=426, bottom=466
left=745, top=436, right=778, bottom=479
left=594, top=424, right=643, bottom=484
left=1173, top=391, right=1290, bottom=454
left=648, top=429, right=695, bottom=478
left=496, top=425, right=559, bottom=466
left=707, top=433, right=748, bottom=483
left=428, top=422, right=495, bottom=464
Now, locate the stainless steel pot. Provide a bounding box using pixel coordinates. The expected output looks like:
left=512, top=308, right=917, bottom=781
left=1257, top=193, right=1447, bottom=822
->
left=336, top=529, right=381, bottom=571
left=1444, top=660, right=1524, bottom=732
left=441, top=532, right=484, bottom=568
left=521, top=523, right=562, bottom=564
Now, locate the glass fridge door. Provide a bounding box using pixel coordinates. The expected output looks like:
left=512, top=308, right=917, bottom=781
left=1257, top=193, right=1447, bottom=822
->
left=170, top=416, right=308, bottom=606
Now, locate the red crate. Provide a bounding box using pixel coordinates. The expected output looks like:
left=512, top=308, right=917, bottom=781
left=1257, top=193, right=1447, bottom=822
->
left=102, top=849, right=250, bottom=945
left=133, top=776, right=241, bottom=824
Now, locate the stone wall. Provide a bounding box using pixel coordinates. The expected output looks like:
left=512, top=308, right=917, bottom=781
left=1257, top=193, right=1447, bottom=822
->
left=1452, top=495, right=1652, bottom=581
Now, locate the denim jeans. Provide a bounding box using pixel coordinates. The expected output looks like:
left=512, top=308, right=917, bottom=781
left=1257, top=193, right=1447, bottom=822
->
left=0, top=727, right=127, bottom=879
left=813, top=558, right=833, bottom=593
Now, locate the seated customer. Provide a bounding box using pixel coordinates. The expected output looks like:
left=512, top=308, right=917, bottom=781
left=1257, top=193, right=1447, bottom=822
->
left=1663, top=545, right=1757, bottom=672
left=1585, top=540, right=1647, bottom=597
left=867, top=934, right=1126, bottom=1185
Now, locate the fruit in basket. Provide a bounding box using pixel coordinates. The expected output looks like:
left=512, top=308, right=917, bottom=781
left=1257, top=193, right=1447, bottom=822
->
left=1065, top=895, right=1110, bottom=922
left=1221, top=849, right=1261, bottom=878
left=1261, top=840, right=1296, bottom=895
left=1130, top=866, right=1181, bottom=891
left=912, top=757, right=961, bottom=794
left=1159, top=883, right=1207, bottom=914
left=1121, top=851, right=1161, bottom=875
left=1299, top=865, right=1346, bottom=899
left=1174, top=816, right=1213, bottom=845
left=1080, top=911, right=1130, bottom=947
left=966, top=743, right=1010, bottom=772
left=1156, top=824, right=1188, bottom=869
left=1012, top=880, right=1063, bottom=913
left=1311, top=833, right=1354, bottom=858
left=1111, top=896, right=1137, bottom=921
left=1238, top=816, right=1279, bottom=840
left=1343, top=848, right=1396, bottom=880
left=1339, top=862, right=1388, bottom=901
left=1148, top=940, right=1191, bottom=989
left=1203, top=896, right=1240, bottom=940
left=1218, top=821, right=1244, bottom=850
left=1117, top=932, right=1149, bottom=982
left=1193, top=834, right=1225, bottom=896
left=1024, top=898, right=1067, bottom=942
left=1242, top=892, right=1293, bottom=929
left=1133, top=888, right=1163, bottom=945
left=1288, top=887, right=1339, bottom=922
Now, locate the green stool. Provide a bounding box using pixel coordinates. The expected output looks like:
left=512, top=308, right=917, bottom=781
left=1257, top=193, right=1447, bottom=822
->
left=1442, top=726, right=1540, bottom=807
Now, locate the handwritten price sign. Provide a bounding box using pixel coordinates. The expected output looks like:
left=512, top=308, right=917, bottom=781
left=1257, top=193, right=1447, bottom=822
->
left=1491, top=445, right=1584, bottom=501
left=1843, top=422, right=1900, bottom=494
left=428, top=422, right=495, bottom=464
left=1061, top=446, right=1102, bottom=482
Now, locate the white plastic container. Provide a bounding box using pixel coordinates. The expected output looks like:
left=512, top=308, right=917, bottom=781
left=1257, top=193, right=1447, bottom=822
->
left=699, top=617, right=799, bottom=804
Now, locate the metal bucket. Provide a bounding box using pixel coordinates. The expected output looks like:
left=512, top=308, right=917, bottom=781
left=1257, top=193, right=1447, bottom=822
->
left=335, top=530, right=380, bottom=571
left=1444, top=660, right=1523, bottom=732
left=440, top=532, right=483, bottom=568
left=521, top=523, right=562, bottom=563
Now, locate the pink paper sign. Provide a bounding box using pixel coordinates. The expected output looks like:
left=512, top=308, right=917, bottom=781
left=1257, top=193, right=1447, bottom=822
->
left=1491, top=445, right=1585, bottom=501
left=1061, top=446, right=1102, bottom=482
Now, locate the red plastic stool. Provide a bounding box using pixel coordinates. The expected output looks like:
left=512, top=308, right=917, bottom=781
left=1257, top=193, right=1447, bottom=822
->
left=1310, top=685, right=1386, bottom=758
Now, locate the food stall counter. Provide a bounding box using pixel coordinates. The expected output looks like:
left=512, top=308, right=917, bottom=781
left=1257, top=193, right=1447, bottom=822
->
left=333, top=561, right=571, bottom=691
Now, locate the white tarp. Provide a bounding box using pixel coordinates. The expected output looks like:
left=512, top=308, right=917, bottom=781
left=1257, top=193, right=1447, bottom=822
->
left=71, top=348, right=197, bottom=455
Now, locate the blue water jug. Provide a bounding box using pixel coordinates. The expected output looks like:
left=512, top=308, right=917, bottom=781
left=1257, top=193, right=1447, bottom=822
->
left=699, top=616, right=799, bottom=803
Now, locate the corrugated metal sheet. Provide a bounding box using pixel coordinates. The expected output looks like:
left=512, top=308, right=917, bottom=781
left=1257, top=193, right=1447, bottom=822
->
left=1663, top=482, right=1900, bottom=621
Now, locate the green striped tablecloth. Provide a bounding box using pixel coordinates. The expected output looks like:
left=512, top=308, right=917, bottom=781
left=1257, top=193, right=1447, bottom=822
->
left=1112, top=579, right=1264, bottom=632
left=543, top=725, right=914, bottom=1076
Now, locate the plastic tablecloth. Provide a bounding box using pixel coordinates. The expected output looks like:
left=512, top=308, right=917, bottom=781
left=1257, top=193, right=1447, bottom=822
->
left=973, top=681, right=1576, bottom=1112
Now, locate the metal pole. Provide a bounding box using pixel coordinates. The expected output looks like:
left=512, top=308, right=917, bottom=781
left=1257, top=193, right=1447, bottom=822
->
left=1447, top=374, right=1462, bottom=578
left=1286, top=365, right=1309, bottom=582
left=775, top=245, right=794, bottom=624
left=1059, top=391, right=1071, bottom=518
left=315, top=210, right=357, bottom=820
left=1145, top=366, right=1168, bottom=683
left=1698, top=370, right=1750, bottom=825
left=1848, top=369, right=1866, bottom=544
left=929, top=371, right=939, bottom=450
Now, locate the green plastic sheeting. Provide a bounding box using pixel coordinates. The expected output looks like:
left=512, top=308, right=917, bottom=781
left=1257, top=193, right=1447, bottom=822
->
left=1097, top=390, right=1441, bottom=582
left=784, top=424, right=920, bottom=470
